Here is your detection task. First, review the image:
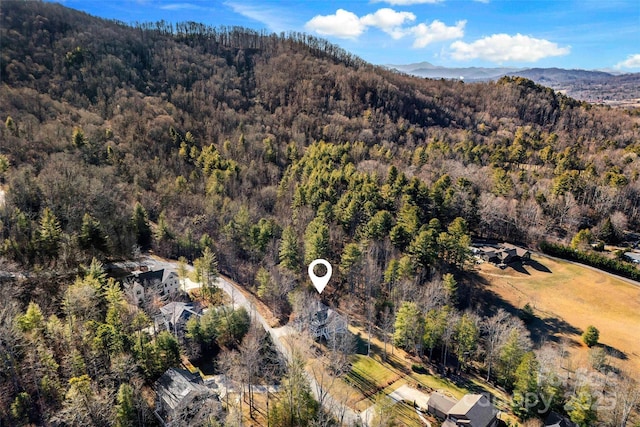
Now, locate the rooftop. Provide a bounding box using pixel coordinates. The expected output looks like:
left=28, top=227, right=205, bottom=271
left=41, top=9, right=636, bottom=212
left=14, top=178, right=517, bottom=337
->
left=155, top=368, right=209, bottom=412
left=428, top=392, right=457, bottom=413
left=447, top=394, right=497, bottom=427
left=159, top=302, right=200, bottom=325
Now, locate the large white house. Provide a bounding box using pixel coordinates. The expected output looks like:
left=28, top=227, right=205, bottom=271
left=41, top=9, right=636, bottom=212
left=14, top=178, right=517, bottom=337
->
left=124, top=269, right=181, bottom=305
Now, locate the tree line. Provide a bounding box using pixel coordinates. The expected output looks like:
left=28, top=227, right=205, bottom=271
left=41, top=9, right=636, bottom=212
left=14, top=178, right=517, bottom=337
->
left=1, top=1, right=640, bottom=425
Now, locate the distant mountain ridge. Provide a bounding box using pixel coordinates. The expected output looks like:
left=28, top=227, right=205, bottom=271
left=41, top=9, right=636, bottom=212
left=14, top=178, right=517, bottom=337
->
left=387, top=61, right=523, bottom=81
left=388, top=62, right=640, bottom=103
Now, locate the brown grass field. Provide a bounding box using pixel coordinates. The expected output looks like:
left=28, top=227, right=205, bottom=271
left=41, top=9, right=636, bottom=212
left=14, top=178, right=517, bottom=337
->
left=473, top=253, right=640, bottom=375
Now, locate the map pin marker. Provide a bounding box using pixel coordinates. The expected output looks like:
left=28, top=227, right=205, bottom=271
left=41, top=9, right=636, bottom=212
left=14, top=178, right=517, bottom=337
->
left=308, top=259, right=332, bottom=294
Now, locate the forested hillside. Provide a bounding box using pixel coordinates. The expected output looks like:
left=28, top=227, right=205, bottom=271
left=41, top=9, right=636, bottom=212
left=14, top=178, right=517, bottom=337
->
left=1, top=2, right=640, bottom=425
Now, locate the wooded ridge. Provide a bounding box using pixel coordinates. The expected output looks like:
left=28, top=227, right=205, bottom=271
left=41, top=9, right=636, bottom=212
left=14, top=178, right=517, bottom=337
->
left=1, top=1, right=640, bottom=425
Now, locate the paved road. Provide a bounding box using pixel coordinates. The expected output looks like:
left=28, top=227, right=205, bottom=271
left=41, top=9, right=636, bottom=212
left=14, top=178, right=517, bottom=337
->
left=214, top=274, right=364, bottom=426
left=145, top=256, right=365, bottom=426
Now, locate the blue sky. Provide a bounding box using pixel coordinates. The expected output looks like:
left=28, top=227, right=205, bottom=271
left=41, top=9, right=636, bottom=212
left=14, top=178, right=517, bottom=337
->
left=53, top=0, right=640, bottom=71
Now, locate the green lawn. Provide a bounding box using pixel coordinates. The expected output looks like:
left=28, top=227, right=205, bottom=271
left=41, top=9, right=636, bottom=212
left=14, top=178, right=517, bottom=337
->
left=408, top=372, right=468, bottom=399
left=346, top=354, right=403, bottom=398
left=393, top=399, right=430, bottom=427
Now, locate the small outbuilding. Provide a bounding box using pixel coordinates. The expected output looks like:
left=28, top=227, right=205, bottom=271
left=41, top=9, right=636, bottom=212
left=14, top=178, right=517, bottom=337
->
left=624, top=251, right=640, bottom=264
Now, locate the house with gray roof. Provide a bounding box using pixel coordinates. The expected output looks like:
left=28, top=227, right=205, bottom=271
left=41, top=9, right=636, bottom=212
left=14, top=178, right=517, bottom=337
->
left=475, top=242, right=530, bottom=266
left=427, top=392, right=457, bottom=420
left=441, top=394, right=499, bottom=427
left=309, top=301, right=347, bottom=341
left=154, top=368, right=217, bottom=427
left=624, top=251, right=640, bottom=264
left=293, top=300, right=348, bottom=342
left=154, top=302, right=201, bottom=337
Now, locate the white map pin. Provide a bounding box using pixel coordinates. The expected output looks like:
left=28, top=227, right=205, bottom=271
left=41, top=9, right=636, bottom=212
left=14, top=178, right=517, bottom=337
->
left=308, top=259, right=332, bottom=294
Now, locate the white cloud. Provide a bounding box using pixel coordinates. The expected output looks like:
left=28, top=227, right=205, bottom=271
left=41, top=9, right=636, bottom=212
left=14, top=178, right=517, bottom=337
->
left=225, top=1, right=295, bottom=33
left=410, top=19, right=465, bottom=48
left=361, top=8, right=416, bottom=39
left=160, top=3, right=209, bottom=11
left=615, top=54, right=640, bottom=69
left=305, top=8, right=462, bottom=46
left=305, top=9, right=365, bottom=39
left=450, top=33, right=570, bottom=63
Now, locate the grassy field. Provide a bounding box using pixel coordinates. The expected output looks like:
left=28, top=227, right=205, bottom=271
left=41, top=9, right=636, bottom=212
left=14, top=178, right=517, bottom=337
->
left=393, top=399, right=434, bottom=427
left=474, top=253, right=640, bottom=374
left=347, top=354, right=404, bottom=396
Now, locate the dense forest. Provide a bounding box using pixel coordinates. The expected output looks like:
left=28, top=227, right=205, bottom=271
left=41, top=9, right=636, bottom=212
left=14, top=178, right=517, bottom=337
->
left=1, top=1, right=639, bottom=426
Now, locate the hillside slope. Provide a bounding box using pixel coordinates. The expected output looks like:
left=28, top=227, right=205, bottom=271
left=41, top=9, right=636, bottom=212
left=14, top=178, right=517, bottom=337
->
left=2, top=1, right=640, bottom=274
left=1, top=3, right=640, bottom=425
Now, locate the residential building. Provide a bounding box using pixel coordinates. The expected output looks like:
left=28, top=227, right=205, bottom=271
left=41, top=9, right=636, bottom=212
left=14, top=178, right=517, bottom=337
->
left=154, top=302, right=201, bottom=336
left=474, top=242, right=531, bottom=265
left=124, top=269, right=181, bottom=305
left=154, top=368, right=216, bottom=427
left=428, top=393, right=499, bottom=427
left=295, top=300, right=348, bottom=342
left=624, top=251, right=640, bottom=264
left=427, top=392, right=457, bottom=420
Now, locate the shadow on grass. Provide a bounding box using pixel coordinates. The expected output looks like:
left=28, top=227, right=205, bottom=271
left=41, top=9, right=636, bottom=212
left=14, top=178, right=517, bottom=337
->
left=384, top=352, right=411, bottom=375
left=530, top=316, right=582, bottom=344
left=345, top=369, right=379, bottom=399
left=445, top=373, right=486, bottom=395
left=527, top=259, right=552, bottom=273
left=509, top=262, right=531, bottom=275
left=465, top=272, right=580, bottom=345
left=507, top=259, right=552, bottom=275
left=352, top=331, right=411, bottom=376
left=353, top=331, right=369, bottom=355
left=189, top=357, right=216, bottom=375
left=601, top=343, right=628, bottom=361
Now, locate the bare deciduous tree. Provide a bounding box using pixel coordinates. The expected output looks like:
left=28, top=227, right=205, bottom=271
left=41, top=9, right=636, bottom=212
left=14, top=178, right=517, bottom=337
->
left=481, top=309, right=510, bottom=382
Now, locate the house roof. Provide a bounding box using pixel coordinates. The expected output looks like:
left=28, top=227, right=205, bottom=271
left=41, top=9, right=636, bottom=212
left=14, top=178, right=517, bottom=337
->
left=503, top=243, right=530, bottom=257
left=447, top=394, right=497, bottom=426
left=545, top=411, right=578, bottom=427
left=155, top=368, right=209, bottom=412
left=159, top=302, right=200, bottom=325
left=624, top=252, right=640, bottom=262
left=309, top=301, right=345, bottom=327
left=134, top=269, right=164, bottom=284
left=428, top=392, right=457, bottom=413
left=476, top=243, right=529, bottom=263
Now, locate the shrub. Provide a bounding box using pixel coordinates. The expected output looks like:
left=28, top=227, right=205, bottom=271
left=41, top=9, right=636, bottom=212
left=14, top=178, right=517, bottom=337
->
left=582, top=325, right=600, bottom=347
left=411, top=364, right=427, bottom=374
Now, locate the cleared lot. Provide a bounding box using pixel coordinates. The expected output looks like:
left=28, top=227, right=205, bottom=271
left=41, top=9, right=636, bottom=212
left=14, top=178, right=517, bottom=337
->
left=475, top=253, right=640, bottom=374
